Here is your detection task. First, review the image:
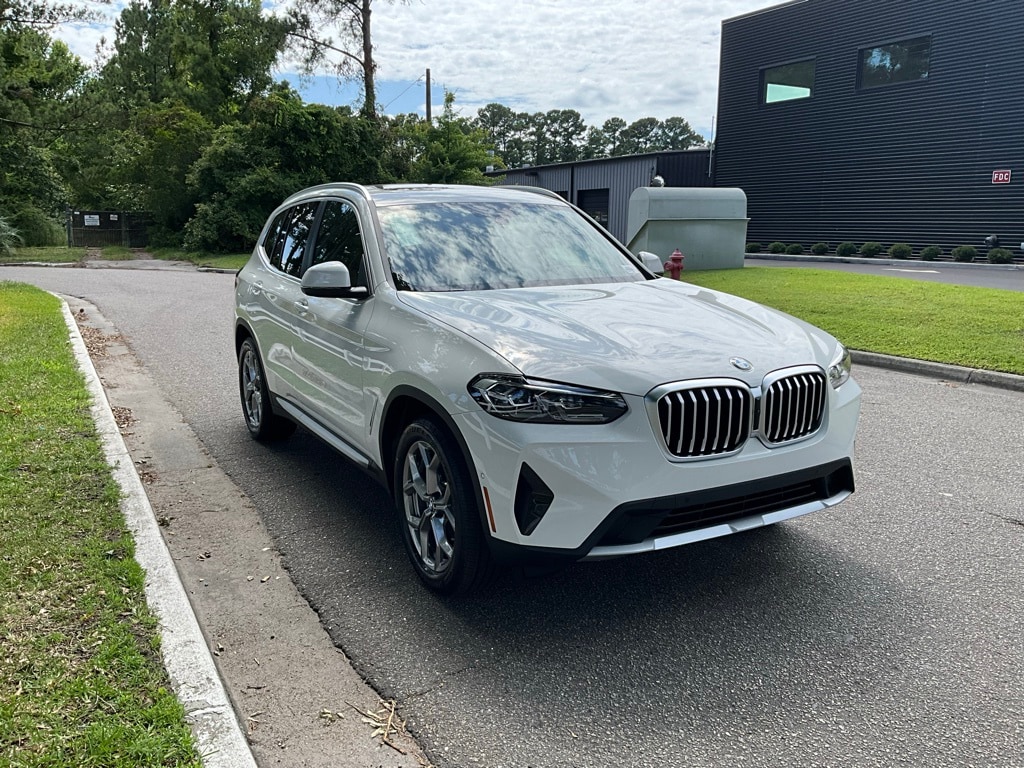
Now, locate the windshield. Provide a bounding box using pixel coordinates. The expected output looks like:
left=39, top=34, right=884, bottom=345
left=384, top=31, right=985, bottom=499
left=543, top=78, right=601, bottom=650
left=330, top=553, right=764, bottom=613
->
left=376, top=201, right=645, bottom=291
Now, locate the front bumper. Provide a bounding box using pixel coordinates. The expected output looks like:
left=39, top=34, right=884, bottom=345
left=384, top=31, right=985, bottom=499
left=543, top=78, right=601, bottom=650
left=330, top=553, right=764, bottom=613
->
left=452, top=378, right=861, bottom=559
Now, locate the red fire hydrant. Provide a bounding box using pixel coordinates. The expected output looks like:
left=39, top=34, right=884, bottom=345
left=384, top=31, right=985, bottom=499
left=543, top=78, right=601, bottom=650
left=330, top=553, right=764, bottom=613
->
left=664, top=248, right=685, bottom=279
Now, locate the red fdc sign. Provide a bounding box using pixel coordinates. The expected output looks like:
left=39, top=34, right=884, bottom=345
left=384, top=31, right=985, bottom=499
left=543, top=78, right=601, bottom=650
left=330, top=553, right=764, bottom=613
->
left=992, top=169, right=1012, bottom=184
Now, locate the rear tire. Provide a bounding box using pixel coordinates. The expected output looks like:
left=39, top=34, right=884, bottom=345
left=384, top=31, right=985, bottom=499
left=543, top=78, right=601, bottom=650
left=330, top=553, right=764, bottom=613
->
left=238, top=337, right=296, bottom=442
left=393, top=418, right=493, bottom=596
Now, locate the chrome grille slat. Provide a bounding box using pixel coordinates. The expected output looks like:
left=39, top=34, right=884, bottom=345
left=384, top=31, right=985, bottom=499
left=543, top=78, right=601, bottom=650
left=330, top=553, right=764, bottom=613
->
left=657, top=383, right=752, bottom=458
left=653, top=368, right=827, bottom=459
left=763, top=370, right=827, bottom=444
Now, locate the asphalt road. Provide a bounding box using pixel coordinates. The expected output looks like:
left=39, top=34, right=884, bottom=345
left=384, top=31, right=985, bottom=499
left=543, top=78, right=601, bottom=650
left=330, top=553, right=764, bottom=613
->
left=8, top=264, right=1024, bottom=768
left=748, top=256, right=1024, bottom=292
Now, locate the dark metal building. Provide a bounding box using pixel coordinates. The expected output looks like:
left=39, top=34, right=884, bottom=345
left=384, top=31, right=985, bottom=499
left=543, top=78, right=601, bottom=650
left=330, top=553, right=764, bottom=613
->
left=492, top=149, right=712, bottom=244
left=714, top=0, right=1023, bottom=257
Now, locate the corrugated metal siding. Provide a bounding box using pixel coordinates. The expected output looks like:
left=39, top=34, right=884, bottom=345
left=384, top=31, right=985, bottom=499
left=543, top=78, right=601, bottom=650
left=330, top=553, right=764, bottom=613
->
left=496, top=150, right=712, bottom=243
left=716, top=0, right=1024, bottom=258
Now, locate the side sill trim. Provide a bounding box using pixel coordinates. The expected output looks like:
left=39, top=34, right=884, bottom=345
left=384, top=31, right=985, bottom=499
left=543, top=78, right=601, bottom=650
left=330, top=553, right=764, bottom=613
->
left=275, top=398, right=373, bottom=468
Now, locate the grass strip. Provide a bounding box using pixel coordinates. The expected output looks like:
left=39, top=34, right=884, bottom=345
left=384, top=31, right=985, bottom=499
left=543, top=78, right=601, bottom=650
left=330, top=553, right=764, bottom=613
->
left=682, top=267, right=1024, bottom=375
left=0, top=247, right=85, bottom=264
left=0, top=282, right=201, bottom=767
left=148, top=248, right=250, bottom=271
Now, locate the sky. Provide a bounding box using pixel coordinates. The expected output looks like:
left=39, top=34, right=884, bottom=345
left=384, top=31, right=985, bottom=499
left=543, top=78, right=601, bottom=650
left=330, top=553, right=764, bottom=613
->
left=54, top=0, right=776, bottom=140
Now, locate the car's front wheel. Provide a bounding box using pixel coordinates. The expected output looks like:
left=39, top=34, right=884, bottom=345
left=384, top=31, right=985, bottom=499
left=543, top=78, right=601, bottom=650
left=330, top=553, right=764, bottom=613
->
left=238, top=337, right=296, bottom=442
left=394, top=418, right=492, bottom=596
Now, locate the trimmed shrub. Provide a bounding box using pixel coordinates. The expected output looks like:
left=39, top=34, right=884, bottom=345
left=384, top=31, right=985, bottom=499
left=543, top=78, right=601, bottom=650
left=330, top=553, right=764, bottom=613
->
left=810, top=242, right=829, bottom=255
left=888, top=243, right=913, bottom=260
left=785, top=243, right=804, bottom=255
left=836, top=241, right=858, bottom=257
left=920, top=245, right=942, bottom=261
left=987, top=247, right=1014, bottom=264
left=746, top=242, right=762, bottom=253
left=859, top=241, right=883, bottom=258
left=768, top=241, right=787, bottom=254
left=952, top=245, right=977, bottom=263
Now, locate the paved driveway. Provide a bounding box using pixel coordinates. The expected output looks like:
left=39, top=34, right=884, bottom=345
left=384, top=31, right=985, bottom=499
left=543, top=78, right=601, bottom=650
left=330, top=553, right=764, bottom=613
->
left=8, top=265, right=1024, bottom=767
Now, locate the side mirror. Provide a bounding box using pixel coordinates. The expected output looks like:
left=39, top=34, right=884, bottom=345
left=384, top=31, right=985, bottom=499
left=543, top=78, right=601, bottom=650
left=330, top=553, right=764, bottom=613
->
left=301, top=262, right=368, bottom=298
left=637, top=251, right=664, bottom=275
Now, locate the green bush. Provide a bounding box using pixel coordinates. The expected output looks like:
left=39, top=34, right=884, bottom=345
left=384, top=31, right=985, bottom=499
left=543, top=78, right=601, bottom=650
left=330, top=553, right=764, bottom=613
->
left=888, top=243, right=913, bottom=259
left=810, top=242, right=829, bottom=255
left=768, top=241, right=787, bottom=254
left=745, top=242, right=762, bottom=253
left=9, top=205, right=65, bottom=247
left=987, top=247, right=1014, bottom=264
left=920, top=245, right=942, bottom=261
left=785, top=243, right=804, bottom=255
left=952, top=245, right=977, bottom=263
left=859, top=241, right=883, bottom=258
left=0, top=215, right=23, bottom=256
left=836, top=242, right=858, bottom=257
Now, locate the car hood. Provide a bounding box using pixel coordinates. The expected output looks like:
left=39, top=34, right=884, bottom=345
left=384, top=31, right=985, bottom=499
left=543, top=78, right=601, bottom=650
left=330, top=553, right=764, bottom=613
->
left=398, top=279, right=834, bottom=395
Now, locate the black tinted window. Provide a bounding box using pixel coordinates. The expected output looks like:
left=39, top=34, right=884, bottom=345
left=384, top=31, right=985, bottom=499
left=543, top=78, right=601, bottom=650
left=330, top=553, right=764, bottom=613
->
left=262, top=209, right=291, bottom=271
left=859, top=36, right=931, bottom=89
left=310, top=201, right=366, bottom=286
left=278, top=203, right=319, bottom=277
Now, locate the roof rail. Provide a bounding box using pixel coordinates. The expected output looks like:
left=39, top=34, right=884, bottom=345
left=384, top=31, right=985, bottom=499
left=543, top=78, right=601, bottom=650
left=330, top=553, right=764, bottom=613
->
left=506, top=185, right=564, bottom=201
left=280, top=182, right=372, bottom=207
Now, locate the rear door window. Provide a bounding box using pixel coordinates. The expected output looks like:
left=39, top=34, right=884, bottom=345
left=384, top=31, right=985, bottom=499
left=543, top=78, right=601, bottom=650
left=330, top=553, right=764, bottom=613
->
left=263, top=203, right=320, bottom=276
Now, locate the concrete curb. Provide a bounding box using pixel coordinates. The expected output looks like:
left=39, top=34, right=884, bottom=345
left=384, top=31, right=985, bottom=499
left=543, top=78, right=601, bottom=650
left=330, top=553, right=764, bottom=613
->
left=746, top=253, right=1024, bottom=270
left=852, top=350, right=1024, bottom=393
left=59, top=298, right=258, bottom=768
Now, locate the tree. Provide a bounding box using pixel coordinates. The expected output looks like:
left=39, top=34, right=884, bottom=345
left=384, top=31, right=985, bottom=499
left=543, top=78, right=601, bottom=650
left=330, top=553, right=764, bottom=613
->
left=101, top=0, right=288, bottom=121
left=474, top=102, right=530, bottom=168
left=0, top=26, right=87, bottom=243
left=0, top=0, right=105, bottom=30
left=408, top=91, right=493, bottom=184
left=657, top=116, right=704, bottom=149
left=538, top=108, right=586, bottom=163
left=616, top=117, right=660, bottom=155
left=184, top=85, right=390, bottom=251
left=283, top=0, right=402, bottom=117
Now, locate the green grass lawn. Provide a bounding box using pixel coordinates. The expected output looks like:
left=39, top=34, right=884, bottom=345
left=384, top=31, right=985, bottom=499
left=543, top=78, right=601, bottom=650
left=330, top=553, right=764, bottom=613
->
left=0, top=246, right=85, bottom=263
left=0, top=282, right=201, bottom=767
left=682, top=267, right=1024, bottom=375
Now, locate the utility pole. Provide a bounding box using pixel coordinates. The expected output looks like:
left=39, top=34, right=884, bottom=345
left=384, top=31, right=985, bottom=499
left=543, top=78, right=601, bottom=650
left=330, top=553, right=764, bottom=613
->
left=425, top=68, right=432, bottom=123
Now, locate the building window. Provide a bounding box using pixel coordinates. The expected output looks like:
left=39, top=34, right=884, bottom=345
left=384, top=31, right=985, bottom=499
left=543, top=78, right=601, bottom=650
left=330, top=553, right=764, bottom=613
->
left=763, top=60, right=815, bottom=104
left=859, top=36, right=931, bottom=89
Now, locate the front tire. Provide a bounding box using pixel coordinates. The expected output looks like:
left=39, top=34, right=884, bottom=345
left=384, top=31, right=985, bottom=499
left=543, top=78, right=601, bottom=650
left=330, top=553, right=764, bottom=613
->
left=238, top=337, right=296, bottom=442
left=394, top=418, right=492, bottom=596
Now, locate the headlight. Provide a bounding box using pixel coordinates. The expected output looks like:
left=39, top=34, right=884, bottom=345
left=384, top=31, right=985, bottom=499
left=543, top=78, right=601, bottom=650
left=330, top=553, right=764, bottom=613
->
left=828, top=344, right=852, bottom=389
left=468, top=375, right=628, bottom=424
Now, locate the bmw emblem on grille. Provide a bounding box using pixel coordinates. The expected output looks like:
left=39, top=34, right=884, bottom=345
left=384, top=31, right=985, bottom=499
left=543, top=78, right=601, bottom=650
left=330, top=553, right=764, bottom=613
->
left=730, top=357, right=753, bottom=371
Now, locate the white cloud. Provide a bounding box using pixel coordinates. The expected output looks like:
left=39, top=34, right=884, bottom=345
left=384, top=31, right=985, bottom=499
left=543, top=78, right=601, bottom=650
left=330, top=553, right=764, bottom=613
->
left=51, top=0, right=773, bottom=136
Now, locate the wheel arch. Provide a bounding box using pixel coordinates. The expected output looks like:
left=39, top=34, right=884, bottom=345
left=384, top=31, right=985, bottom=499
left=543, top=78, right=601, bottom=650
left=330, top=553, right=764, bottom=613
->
left=380, top=386, right=489, bottom=533
left=235, top=318, right=255, bottom=353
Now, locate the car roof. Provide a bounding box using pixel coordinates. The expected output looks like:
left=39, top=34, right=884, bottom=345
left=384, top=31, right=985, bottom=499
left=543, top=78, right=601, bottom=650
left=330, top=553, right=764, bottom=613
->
left=282, top=183, right=564, bottom=209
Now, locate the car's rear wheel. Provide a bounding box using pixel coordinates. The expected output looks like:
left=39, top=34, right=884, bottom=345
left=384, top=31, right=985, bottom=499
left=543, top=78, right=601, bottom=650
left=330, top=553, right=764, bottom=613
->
left=238, top=337, right=296, bottom=441
left=394, top=418, right=492, bottom=595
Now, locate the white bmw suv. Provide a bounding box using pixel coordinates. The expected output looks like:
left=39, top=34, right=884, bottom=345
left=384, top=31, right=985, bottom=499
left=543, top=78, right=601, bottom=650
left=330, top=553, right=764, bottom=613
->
left=234, top=183, right=861, bottom=595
